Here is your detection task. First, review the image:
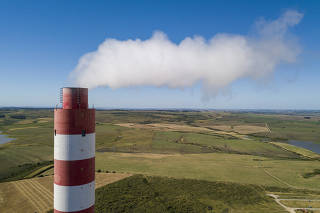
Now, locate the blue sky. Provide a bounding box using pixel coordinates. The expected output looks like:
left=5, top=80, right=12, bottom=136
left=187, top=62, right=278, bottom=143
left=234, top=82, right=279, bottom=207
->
left=0, top=0, right=319, bottom=109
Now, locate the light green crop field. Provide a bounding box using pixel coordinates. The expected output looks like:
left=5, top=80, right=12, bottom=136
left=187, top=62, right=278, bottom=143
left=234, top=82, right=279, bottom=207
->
left=95, top=152, right=320, bottom=190
left=95, top=123, right=305, bottom=159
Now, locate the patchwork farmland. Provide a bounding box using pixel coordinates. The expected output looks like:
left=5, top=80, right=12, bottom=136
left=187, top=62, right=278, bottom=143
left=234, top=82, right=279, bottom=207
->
left=0, top=109, right=320, bottom=212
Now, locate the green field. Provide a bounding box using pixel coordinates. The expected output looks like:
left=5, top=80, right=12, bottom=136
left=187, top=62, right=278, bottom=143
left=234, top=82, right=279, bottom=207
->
left=95, top=152, right=320, bottom=190
left=1, top=109, right=320, bottom=212
left=95, top=174, right=287, bottom=213
left=0, top=109, right=54, bottom=181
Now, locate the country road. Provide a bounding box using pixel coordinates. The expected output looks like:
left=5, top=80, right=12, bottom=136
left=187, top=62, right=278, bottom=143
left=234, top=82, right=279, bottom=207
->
left=268, top=194, right=296, bottom=213
left=268, top=193, right=320, bottom=213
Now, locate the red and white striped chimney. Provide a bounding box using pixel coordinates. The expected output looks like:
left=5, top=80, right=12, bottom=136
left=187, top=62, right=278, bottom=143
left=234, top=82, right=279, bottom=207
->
left=54, top=87, right=95, bottom=213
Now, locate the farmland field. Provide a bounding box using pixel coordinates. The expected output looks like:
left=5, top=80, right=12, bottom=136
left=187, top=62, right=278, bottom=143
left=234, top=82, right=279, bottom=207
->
left=0, top=109, right=320, bottom=212
left=94, top=152, right=320, bottom=190
left=0, top=173, right=131, bottom=213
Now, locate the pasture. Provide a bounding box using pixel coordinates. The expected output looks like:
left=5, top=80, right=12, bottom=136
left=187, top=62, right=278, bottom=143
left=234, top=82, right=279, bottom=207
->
left=95, top=152, right=320, bottom=190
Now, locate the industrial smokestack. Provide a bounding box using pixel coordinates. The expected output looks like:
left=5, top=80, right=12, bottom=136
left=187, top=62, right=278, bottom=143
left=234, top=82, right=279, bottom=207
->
left=54, top=88, right=95, bottom=213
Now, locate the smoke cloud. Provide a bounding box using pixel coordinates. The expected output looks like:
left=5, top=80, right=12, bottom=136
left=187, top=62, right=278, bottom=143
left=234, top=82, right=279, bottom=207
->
left=71, top=10, right=303, bottom=97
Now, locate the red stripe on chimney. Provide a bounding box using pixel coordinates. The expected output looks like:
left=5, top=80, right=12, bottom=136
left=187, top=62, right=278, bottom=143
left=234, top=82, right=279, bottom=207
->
left=54, top=109, right=95, bottom=135
left=54, top=205, right=94, bottom=213
left=54, top=158, right=95, bottom=186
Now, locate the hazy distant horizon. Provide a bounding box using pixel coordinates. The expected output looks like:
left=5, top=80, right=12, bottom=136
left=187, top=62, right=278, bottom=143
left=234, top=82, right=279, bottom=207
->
left=1, top=106, right=319, bottom=112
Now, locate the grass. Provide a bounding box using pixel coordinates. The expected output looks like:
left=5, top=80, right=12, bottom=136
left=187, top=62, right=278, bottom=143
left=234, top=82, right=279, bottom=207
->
left=0, top=143, right=53, bottom=181
left=95, top=175, right=286, bottom=213
left=275, top=193, right=320, bottom=200
left=94, top=110, right=320, bottom=145
left=96, top=123, right=301, bottom=158
left=231, top=113, right=320, bottom=143
left=0, top=109, right=54, bottom=181
left=280, top=200, right=320, bottom=208
left=303, top=169, right=320, bottom=179
left=271, top=142, right=320, bottom=159
left=95, top=152, right=320, bottom=190
left=24, top=164, right=54, bottom=178
left=179, top=132, right=300, bottom=158
left=0, top=161, right=53, bottom=182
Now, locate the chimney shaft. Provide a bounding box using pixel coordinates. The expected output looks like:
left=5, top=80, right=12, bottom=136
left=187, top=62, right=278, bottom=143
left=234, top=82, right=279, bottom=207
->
left=54, top=87, right=95, bottom=213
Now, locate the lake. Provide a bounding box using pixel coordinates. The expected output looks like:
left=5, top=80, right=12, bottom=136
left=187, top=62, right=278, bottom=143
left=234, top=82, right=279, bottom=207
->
left=0, top=131, right=14, bottom=145
left=288, top=140, right=320, bottom=154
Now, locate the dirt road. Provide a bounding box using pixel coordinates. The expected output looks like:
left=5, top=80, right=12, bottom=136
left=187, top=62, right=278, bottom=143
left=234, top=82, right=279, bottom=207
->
left=268, top=193, right=320, bottom=213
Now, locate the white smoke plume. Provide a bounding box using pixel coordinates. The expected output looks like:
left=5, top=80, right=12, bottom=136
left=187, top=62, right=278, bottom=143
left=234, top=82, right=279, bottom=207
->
left=71, top=10, right=303, bottom=97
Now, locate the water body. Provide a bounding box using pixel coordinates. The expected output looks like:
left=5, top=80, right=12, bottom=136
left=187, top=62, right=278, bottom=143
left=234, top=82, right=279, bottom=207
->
left=288, top=140, right=320, bottom=154
left=0, top=131, right=13, bottom=145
